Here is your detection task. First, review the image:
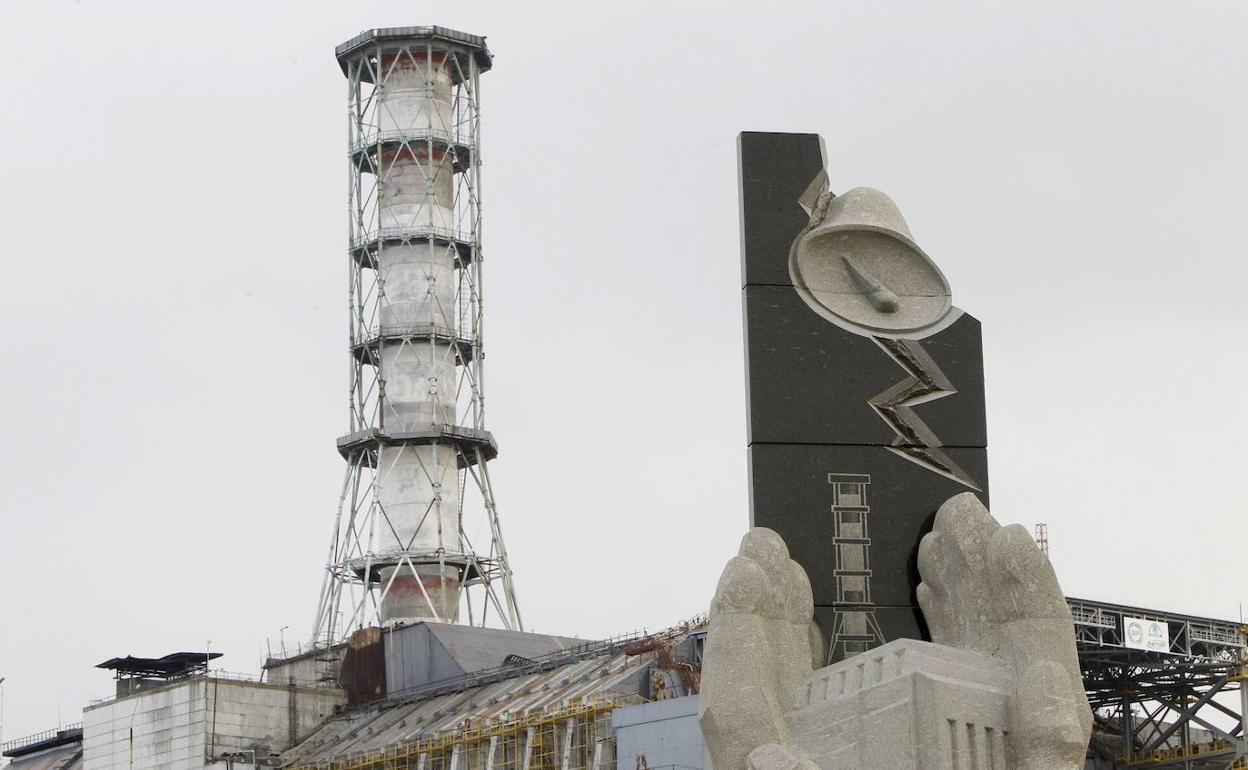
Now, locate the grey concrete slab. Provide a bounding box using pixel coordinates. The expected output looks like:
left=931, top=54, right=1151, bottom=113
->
left=614, top=695, right=706, bottom=770
left=743, top=287, right=987, bottom=448
left=748, top=443, right=988, bottom=609
left=738, top=132, right=825, bottom=288
left=385, top=622, right=588, bottom=694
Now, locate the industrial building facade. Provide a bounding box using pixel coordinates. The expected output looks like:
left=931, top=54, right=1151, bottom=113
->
left=4, top=24, right=1248, bottom=770
left=82, top=678, right=342, bottom=770
left=11, top=600, right=1238, bottom=770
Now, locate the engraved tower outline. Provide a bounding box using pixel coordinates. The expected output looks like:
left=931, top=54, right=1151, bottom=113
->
left=828, top=472, right=886, bottom=662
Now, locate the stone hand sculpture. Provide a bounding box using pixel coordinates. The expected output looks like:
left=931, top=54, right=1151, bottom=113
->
left=699, top=493, right=1092, bottom=770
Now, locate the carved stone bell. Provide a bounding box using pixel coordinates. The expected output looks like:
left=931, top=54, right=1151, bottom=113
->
left=789, top=186, right=956, bottom=340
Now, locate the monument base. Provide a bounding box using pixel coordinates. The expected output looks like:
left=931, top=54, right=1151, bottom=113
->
left=791, top=638, right=1011, bottom=770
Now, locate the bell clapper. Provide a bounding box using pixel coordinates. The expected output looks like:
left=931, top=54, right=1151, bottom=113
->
left=842, top=255, right=900, bottom=313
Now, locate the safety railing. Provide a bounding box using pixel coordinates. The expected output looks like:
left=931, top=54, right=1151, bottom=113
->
left=382, top=617, right=706, bottom=705
left=1, top=724, right=82, bottom=754
left=350, top=225, right=470, bottom=251
left=1119, top=738, right=1239, bottom=767
left=350, top=129, right=474, bottom=155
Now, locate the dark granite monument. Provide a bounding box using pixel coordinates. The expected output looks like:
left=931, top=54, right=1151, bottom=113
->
left=739, top=132, right=989, bottom=663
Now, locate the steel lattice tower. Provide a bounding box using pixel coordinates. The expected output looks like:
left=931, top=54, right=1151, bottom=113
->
left=313, top=27, right=521, bottom=645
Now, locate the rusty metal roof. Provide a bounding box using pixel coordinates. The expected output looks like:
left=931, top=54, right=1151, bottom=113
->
left=282, top=621, right=704, bottom=768
left=283, top=648, right=647, bottom=766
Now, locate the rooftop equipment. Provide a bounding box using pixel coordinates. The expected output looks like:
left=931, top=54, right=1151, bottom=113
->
left=95, top=652, right=222, bottom=680
left=95, top=651, right=222, bottom=697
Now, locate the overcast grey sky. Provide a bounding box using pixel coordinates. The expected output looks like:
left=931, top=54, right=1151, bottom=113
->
left=1, top=0, right=1245, bottom=743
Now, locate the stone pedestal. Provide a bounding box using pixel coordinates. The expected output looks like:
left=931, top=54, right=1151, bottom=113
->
left=791, top=639, right=1010, bottom=770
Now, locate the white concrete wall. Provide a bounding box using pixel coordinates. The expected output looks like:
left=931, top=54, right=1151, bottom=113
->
left=375, top=442, right=463, bottom=623
left=263, top=647, right=345, bottom=688
left=377, top=53, right=453, bottom=137
left=262, top=654, right=327, bottom=688
left=204, top=680, right=342, bottom=760
left=379, top=344, right=457, bottom=428
left=378, top=243, right=457, bottom=333
left=375, top=444, right=461, bottom=555
left=378, top=149, right=453, bottom=232
left=84, top=679, right=208, bottom=770
left=369, top=44, right=466, bottom=629
left=82, top=679, right=344, bottom=770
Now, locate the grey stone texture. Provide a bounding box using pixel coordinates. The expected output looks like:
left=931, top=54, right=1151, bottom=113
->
left=789, top=639, right=1011, bottom=770
left=700, top=529, right=817, bottom=770
left=743, top=289, right=987, bottom=448
left=699, top=495, right=1091, bottom=770
left=789, top=187, right=954, bottom=339
left=918, top=494, right=1092, bottom=770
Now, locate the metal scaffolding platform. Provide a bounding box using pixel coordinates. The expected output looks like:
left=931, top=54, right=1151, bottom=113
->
left=296, top=700, right=619, bottom=770
left=1069, top=597, right=1248, bottom=770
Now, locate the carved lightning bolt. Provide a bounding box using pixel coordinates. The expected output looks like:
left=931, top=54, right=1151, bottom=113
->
left=869, top=337, right=981, bottom=490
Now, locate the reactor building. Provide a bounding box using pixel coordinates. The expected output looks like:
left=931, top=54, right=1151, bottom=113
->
left=2, top=25, right=1246, bottom=770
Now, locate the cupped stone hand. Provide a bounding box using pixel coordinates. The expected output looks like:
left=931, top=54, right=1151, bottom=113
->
left=698, top=528, right=819, bottom=770
left=698, top=492, right=1092, bottom=770
left=918, top=493, right=1092, bottom=770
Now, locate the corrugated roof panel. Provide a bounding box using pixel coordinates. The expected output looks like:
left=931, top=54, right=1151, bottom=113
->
left=284, top=650, right=654, bottom=765
left=4, top=745, right=82, bottom=770
left=284, top=620, right=706, bottom=768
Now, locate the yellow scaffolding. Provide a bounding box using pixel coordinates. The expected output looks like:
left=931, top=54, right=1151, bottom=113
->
left=1119, top=738, right=1240, bottom=767
left=299, top=702, right=620, bottom=770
